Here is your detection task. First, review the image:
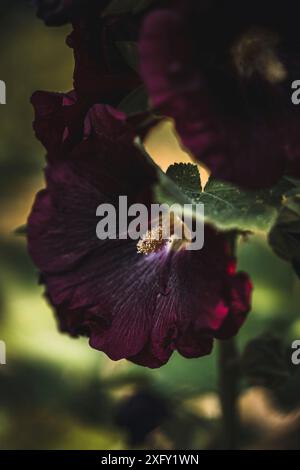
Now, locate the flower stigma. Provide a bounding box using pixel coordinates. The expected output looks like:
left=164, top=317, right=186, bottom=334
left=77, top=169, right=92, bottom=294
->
left=137, top=213, right=193, bottom=256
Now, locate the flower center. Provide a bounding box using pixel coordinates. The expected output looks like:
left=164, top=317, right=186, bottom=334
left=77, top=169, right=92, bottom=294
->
left=137, top=226, right=170, bottom=256
left=137, top=214, right=192, bottom=256
left=231, top=28, right=287, bottom=84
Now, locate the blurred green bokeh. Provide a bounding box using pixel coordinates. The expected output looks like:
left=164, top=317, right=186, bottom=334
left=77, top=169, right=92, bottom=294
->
left=0, top=0, right=299, bottom=450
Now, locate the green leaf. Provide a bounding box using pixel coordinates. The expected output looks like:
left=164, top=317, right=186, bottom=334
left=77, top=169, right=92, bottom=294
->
left=115, top=41, right=139, bottom=72
left=154, top=170, right=191, bottom=208
left=134, top=139, right=190, bottom=208
left=166, top=163, right=293, bottom=232
left=14, top=224, right=27, bottom=237
left=132, top=0, right=155, bottom=13
left=282, top=176, right=300, bottom=187
left=166, top=163, right=202, bottom=192
left=118, top=86, right=149, bottom=115
left=102, top=0, right=154, bottom=17
left=200, top=178, right=292, bottom=232
left=269, top=191, right=300, bottom=266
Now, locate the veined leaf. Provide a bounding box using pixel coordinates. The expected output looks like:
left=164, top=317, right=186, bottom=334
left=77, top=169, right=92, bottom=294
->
left=166, top=163, right=293, bottom=232
left=134, top=138, right=190, bottom=208
left=166, top=162, right=202, bottom=193
left=269, top=191, right=300, bottom=271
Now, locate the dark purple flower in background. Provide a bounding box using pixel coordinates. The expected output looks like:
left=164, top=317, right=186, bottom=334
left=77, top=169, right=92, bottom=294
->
left=139, top=0, right=300, bottom=189
left=27, top=101, right=252, bottom=368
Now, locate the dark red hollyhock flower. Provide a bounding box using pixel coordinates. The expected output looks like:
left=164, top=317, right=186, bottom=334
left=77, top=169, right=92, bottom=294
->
left=34, top=0, right=106, bottom=26
left=30, top=88, right=153, bottom=161
left=27, top=102, right=252, bottom=368
left=67, top=14, right=140, bottom=105
left=139, top=0, right=300, bottom=189
left=31, top=90, right=79, bottom=159
left=34, top=0, right=140, bottom=105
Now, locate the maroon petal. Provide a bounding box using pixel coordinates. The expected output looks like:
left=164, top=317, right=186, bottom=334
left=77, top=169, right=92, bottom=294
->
left=28, top=103, right=252, bottom=368
left=31, top=90, right=90, bottom=160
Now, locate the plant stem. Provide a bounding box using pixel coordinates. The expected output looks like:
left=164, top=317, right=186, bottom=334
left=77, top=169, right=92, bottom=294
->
left=218, top=338, right=240, bottom=449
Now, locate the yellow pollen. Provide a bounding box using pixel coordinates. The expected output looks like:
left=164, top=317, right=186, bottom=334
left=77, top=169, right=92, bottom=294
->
left=137, top=226, right=170, bottom=256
